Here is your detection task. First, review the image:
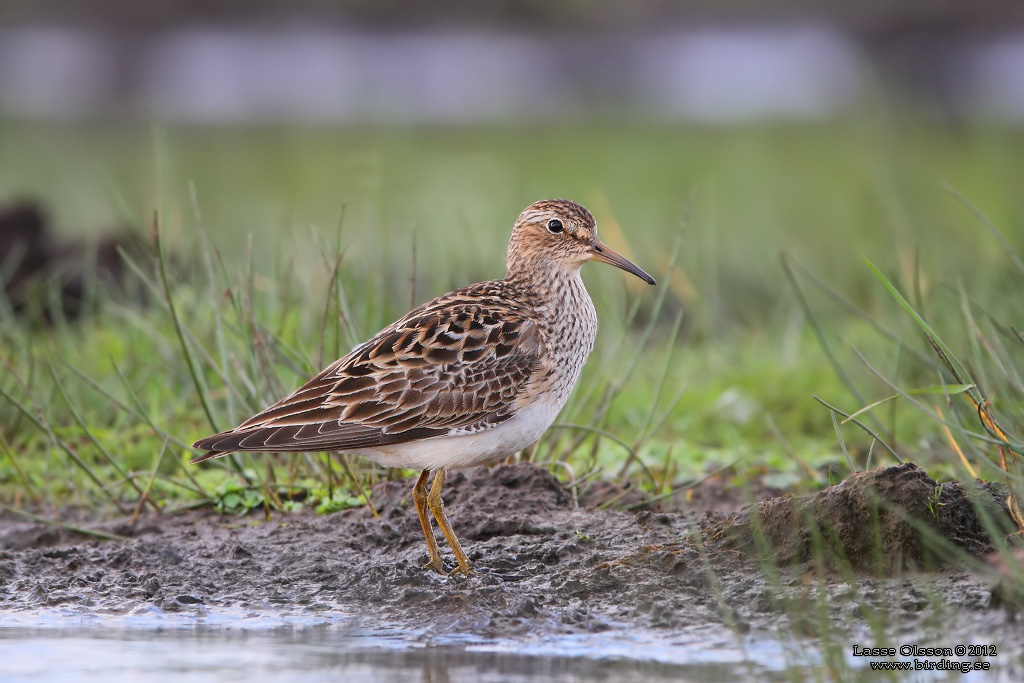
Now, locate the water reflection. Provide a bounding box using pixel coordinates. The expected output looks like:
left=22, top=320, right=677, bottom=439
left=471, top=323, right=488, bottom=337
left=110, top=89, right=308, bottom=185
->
left=0, top=630, right=795, bottom=683
left=0, top=607, right=805, bottom=683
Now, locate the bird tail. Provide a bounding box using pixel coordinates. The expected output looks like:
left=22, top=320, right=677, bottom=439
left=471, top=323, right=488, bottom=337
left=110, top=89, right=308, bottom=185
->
left=189, top=448, right=231, bottom=464
left=190, top=431, right=242, bottom=463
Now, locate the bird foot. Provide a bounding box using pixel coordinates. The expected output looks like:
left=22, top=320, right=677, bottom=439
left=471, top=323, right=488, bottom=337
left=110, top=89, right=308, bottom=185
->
left=423, top=554, right=447, bottom=575
left=422, top=554, right=475, bottom=577
left=447, top=561, right=476, bottom=578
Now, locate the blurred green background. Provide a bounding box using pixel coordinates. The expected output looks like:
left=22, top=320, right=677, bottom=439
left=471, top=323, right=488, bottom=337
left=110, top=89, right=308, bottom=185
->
left=2, top=2, right=1023, bottom=512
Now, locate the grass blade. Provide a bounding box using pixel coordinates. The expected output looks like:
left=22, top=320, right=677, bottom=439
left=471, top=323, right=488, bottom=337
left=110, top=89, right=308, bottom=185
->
left=47, top=360, right=154, bottom=507
left=782, top=252, right=866, bottom=407
left=812, top=395, right=903, bottom=465
left=152, top=212, right=219, bottom=433
left=842, top=384, right=974, bottom=424
left=942, top=182, right=1024, bottom=277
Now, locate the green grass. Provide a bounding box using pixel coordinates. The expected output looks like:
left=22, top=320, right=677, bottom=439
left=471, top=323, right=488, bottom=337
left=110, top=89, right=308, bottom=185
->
left=3, top=117, right=1024, bottom=680
left=1, top=118, right=1022, bottom=519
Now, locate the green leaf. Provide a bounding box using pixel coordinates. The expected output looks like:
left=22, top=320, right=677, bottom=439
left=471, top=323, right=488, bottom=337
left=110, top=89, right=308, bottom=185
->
left=314, top=490, right=365, bottom=514
left=842, top=384, right=974, bottom=424
left=243, top=489, right=263, bottom=508
left=219, top=492, right=242, bottom=512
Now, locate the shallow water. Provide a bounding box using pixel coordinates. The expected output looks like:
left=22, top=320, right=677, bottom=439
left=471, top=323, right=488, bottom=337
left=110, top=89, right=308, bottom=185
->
left=0, top=607, right=813, bottom=683
left=3, top=599, right=1018, bottom=681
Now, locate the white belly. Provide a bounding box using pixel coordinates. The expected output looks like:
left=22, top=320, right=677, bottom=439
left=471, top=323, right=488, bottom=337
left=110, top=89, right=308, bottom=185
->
left=348, top=394, right=565, bottom=471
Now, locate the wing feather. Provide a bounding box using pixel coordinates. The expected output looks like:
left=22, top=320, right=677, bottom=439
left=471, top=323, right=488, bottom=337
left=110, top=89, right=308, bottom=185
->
left=191, top=281, right=544, bottom=462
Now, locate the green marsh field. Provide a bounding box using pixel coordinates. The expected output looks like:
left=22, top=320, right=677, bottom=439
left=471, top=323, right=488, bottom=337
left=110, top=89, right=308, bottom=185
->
left=3, top=120, right=1021, bottom=512
left=3, top=119, right=1024, bottom=681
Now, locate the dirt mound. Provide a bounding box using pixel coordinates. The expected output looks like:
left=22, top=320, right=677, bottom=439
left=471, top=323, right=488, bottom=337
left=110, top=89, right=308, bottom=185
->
left=710, top=463, right=1018, bottom=572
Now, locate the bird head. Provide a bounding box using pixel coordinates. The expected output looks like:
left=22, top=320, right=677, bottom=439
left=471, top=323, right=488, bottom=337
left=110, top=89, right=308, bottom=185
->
left=507, top=199, right=655, bottom=285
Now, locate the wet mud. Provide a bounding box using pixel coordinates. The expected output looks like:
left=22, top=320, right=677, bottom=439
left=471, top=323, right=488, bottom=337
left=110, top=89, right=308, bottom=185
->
left=1, top=463, right=1022, bottom=672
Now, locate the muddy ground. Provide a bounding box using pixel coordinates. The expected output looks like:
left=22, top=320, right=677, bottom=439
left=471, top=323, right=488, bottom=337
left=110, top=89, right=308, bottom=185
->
left=1, top=463, right=1022, bottom=674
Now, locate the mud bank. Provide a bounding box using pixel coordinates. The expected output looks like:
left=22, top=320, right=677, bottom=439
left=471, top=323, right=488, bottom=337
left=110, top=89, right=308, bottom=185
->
left=712, top=463, right=1017, bottom=572
left=1, top=463, right=1022, bottom=674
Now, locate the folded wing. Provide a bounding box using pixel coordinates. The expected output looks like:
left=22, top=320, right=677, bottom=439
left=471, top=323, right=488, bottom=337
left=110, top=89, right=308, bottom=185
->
left=191, top=287, right=542, bottom=462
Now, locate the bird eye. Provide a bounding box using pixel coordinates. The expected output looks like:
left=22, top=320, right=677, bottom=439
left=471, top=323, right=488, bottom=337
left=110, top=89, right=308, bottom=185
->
left=547, top=218, right=564, bottom=234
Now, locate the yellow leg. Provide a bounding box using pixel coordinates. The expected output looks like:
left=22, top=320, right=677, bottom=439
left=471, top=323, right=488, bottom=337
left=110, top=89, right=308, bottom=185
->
left=412, top=469, right=445, bottom=574
left=427, top=468, right=473, bottom=576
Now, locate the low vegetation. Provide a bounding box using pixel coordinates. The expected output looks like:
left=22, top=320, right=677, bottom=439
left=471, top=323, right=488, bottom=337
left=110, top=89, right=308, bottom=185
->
left=1, top=121, right=1021, bottom=597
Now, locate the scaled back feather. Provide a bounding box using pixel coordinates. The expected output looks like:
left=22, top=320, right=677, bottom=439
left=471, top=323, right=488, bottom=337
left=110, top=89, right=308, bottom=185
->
left=191, top=280, right=544, bottom=462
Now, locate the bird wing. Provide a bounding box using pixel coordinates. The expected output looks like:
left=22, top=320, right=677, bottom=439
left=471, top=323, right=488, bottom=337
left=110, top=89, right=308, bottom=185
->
left=191, top=284, right=544, bottom=461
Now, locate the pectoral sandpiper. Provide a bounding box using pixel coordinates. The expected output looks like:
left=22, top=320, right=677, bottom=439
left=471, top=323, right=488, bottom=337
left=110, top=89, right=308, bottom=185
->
left=192, top=199, right=655, bottom=575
